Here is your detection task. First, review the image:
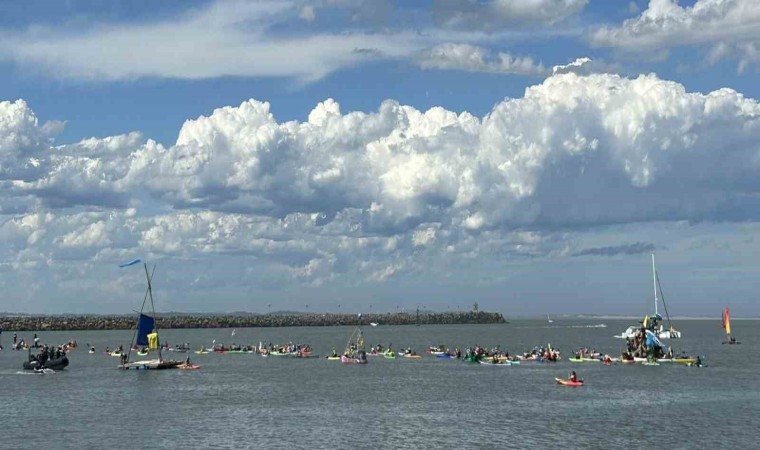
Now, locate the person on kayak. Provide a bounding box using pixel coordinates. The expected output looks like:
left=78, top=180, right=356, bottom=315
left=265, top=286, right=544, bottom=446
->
left=569, top=371, right=578, bottom=382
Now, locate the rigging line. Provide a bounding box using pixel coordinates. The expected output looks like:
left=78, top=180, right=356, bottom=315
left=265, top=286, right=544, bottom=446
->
left=126, top=268, right=153, bottom=364
left=655, top=270, right=673, bottom=328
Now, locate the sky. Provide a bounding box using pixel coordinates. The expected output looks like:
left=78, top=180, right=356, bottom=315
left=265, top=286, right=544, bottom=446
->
left=1, top=0, right=760, bottom=316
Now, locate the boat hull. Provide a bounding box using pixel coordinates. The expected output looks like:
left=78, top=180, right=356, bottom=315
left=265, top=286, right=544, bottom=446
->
left=341, top=355, right=367, bottom=364
left=120, top=359, right=182, bottom=370
left=479, top=360, right=511, bottom=366
left=23, top=356, right=69, bottom=371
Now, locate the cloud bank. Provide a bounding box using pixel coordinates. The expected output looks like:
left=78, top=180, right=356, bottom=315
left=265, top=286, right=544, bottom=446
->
left=3, top=69, right=760, bottom=293
left=591, top=0, right=760, bottom=71
left=433, top=0, right=589, bottom=30
left=573, top=241, right=656, bottom=257
left=0, top=0, right=424, bottom=83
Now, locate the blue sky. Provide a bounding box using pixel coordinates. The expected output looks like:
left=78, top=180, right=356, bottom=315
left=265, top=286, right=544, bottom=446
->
left=2, top=0, right=760, bottom=316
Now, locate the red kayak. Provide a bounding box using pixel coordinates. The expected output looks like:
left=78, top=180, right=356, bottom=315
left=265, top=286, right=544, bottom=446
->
left=555, top=377, right=584, bottom=387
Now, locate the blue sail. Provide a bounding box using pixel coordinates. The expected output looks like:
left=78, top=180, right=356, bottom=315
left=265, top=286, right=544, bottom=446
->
left=136, top=314, right=155, bottom=346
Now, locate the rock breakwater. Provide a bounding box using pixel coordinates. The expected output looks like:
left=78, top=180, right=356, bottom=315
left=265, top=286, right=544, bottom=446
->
left=1, top=311, right=506, bottom=331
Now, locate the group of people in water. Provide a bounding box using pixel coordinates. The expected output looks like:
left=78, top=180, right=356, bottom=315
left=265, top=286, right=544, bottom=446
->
left=258, top=342, right=313, bottom=356
left=28, top=344, right=68, bottom=365
left=6, top=332, right=77, bottom=353
left=623, top=317, right=672, bottom=361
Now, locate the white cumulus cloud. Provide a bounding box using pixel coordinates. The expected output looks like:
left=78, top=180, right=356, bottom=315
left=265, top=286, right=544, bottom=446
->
left=3, top=69, right=760, bottom=297
left=590, top=0, right=760, bottom=70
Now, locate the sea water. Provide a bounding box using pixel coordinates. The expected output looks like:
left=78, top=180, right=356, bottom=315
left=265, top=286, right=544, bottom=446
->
left=0, top=319, right=757, bottom=449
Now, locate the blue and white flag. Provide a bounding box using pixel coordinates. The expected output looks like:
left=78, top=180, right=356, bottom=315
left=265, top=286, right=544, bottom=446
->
left=119, top=258, right=142, bottom=268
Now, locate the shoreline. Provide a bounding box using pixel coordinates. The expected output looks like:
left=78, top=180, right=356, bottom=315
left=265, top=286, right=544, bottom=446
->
left=0, top=311, right=506, bottom=331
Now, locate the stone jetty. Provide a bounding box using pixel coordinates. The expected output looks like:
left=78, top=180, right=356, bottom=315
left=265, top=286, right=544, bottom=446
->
left=0, top=311, right=506, bottom=331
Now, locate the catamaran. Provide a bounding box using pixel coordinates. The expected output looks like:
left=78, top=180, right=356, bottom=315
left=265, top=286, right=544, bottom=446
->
left=119, top=262, right=182, bottom=370
left=722, top=306, right=740, bottom=344
left=615, top=254, right=681, bottom=340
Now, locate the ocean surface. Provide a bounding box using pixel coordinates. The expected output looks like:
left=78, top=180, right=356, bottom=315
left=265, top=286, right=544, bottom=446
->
left=1, top=319, right=757, bottom=449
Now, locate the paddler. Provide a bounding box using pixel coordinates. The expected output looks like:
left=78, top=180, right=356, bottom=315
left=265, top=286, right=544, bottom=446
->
left=569, top=371, right=578, bottom=382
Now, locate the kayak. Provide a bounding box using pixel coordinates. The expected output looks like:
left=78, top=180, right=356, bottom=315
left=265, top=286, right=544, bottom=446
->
left=137, top=351, right=149, bottom=356
left=555, top=377, right=584, bottom=387
left=325, top=356, right=341, bottom=361
left=178, top=364, right=200, bottom=370
left=568, top=357, right=599, bottom=363
left=436, top=354, right=456, bottom=359
left=672, top=357, right=696, bottom=364
left=383, top=353, right=396, bottom=359
left=402, top=354, right=422, bottom=359
left=479, top=360, right=511, bottom=366
left=194, top=350, right=209, bottom=355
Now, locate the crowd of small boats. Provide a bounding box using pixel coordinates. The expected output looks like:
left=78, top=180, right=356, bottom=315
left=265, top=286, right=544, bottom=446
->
left=7, top=257, right=739, bottom=378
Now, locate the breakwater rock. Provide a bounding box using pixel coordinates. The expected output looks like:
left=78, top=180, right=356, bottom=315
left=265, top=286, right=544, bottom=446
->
left=1, top=311, right=506, bottom=331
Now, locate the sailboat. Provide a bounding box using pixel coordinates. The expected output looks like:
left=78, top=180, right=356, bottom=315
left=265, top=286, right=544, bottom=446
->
left=722, top=306, right=740, bottom=344
left=615, top=254, right=681, bottom=340
left=341, top=314, right=368, bottom=364
left=650, top=254, right=680, bottom=339
left=120, top=262, right=182, bottom=370
left=547, top=314, right=553, bottom=324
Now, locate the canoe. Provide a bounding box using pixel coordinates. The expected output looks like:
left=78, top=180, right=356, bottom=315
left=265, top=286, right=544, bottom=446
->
left=555, top=377, right=584, bottom=387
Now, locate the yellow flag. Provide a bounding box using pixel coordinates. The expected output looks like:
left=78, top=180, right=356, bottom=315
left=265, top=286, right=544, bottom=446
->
left=147, top=332, right=159, bottom=350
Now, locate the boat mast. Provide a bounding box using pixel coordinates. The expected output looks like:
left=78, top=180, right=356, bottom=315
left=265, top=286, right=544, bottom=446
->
left=656, top=271, right=673, bottom=330
left=144, top=263, right=162, bottom=362
left=652, top=253, right=658, bottom=317
left=126, top=264, right=154, bottom=364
